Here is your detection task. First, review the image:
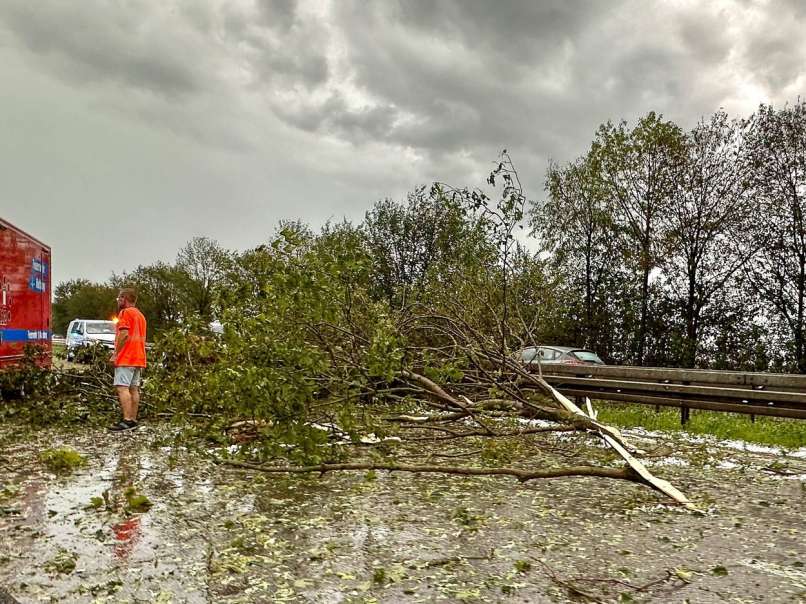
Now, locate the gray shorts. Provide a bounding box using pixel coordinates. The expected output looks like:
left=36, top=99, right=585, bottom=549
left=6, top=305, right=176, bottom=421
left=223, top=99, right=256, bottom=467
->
left=114, top=367, right=143, bottom=387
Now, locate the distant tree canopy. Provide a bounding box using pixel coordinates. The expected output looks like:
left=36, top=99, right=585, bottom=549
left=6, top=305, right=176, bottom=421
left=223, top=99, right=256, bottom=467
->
left=53, top=101, right=806, bottom=372
left=52, top=279, right=118, bottom=335
left=533, top=100, right=806, bottom=372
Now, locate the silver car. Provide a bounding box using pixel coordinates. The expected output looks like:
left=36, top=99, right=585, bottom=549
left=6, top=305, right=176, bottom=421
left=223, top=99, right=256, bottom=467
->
left=519, top=345, right=605, bottom=366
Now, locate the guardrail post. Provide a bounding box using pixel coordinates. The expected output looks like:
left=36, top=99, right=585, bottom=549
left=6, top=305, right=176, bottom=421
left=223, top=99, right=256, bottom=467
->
left=680, top=405, right=690, bottom=425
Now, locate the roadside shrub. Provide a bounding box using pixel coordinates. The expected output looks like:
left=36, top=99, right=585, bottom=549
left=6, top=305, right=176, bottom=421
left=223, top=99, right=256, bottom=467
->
left=0, top=343, right=115, bottom=427
left=0, top=344, right=55, bottom=400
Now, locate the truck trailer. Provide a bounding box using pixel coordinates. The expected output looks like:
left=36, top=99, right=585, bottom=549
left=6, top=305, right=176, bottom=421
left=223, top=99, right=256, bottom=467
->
left=0, top=217, right=52, bottom=368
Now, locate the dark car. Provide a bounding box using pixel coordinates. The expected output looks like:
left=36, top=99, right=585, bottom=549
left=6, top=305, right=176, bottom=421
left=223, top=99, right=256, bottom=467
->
left=519, top=345, right=605, bottom=366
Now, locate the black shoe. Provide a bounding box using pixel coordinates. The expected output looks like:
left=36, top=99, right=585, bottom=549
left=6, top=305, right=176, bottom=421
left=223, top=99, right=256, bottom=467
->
left=108, top=420, right=138, bottom=432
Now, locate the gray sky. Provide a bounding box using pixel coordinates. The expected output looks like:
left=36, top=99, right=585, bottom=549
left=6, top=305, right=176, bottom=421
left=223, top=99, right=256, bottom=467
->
left=1, top=0, right=804, bottom=287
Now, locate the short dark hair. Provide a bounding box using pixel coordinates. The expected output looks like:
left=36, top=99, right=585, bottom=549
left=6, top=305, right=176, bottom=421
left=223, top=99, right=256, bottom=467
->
left=119, top=288, right=137, bottom=304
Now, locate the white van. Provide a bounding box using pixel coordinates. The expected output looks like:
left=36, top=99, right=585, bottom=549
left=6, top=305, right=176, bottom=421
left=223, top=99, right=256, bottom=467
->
left=66, top=319, right=117, bottom=361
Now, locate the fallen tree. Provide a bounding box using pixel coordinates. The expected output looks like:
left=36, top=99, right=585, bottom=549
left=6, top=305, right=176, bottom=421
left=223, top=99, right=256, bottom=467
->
left=136, top=153, right=698, bottom=511
left=214, top=320, right=696, bottom=510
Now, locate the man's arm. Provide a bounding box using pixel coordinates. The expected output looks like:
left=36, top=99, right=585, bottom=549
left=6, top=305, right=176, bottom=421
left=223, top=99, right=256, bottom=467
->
left=115, top=327, right=129, bottom=361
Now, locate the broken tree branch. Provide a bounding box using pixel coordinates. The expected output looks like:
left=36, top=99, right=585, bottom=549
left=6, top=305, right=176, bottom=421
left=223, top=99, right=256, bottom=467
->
left=219, top=459, right=646, bottom=485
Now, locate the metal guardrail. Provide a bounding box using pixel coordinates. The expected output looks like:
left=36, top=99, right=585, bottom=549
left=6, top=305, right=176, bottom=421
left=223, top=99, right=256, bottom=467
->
left=532, top=364, right=806, bottom=422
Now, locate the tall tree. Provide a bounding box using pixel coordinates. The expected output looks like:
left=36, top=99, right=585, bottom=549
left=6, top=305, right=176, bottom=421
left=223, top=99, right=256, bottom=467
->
left=536, top=154, right=617, bottom=353
left=744, top=101, right=806, bottom=372
left=175, top=237, right=231, bottom=321
left=592, top=113, right=686, bottom=364
left=363, top=187, right=484, bottom=306
left=663, top=110, right=756, bottom=367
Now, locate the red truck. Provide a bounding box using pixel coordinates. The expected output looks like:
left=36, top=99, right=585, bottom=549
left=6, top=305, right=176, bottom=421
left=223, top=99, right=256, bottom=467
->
left=0, top=217, right=52, bottom=368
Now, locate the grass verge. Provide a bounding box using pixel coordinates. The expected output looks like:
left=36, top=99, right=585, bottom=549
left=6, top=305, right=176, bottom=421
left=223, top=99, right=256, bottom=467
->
left=595, top=402, right=806, bottom=450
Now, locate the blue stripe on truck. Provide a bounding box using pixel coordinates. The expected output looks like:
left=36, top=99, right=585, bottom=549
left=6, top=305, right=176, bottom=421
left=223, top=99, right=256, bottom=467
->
left=0, top=329, right=52, bottom=342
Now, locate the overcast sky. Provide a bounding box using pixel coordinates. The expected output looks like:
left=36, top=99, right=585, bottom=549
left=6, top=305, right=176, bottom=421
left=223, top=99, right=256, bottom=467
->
left=1, top=0, right=804, bottom=287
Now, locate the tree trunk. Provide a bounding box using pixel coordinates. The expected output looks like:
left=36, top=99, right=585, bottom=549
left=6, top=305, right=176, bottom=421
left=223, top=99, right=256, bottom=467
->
left=683, top=268, right=698, bottom=368
left=585, top=235, right=593, bottom=349
left=797, top=254, right=805, bottom=373
left=637, top=252, right=651, bottom=366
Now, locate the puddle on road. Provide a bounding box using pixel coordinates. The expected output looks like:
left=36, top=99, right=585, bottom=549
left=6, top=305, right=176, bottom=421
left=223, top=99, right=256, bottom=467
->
left=1, top=431, right=211, bottom=603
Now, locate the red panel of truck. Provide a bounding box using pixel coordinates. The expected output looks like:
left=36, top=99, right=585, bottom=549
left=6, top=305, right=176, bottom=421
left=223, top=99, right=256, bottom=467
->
left=0, top=217, right=52, bottom=368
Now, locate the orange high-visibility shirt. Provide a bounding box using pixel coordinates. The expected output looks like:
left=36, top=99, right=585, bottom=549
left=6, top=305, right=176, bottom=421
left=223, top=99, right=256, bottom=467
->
left=115, top=307, right=147, bottom=367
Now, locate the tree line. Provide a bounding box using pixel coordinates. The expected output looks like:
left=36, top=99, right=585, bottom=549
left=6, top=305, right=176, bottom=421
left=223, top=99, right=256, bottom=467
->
left=53, top=100, right=806, bottom=373
left=537, top=101, right=806, bottom=372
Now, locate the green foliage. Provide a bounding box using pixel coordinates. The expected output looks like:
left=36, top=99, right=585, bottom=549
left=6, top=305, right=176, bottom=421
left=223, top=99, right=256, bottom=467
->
left=51, top=101, right=806, bottom=379
left=0, top=343, right=112, bottom=429
left=174, top=236, right=232, bottom=321
left=71, top=341, right=111, bottom=365
left=372, top=567, right=386, bottom=584
left=366, top=313, right=405, bottom=382
left=744, top=101, right=806, bottom=372
left=0, top=345, right=55, bottom=399
left=113, top=262, right=188, bottom=335
left=480, top=440, right=515, bottom=465
left=39, top=447, right=87, bottom=474
left=124, top=486, right=153, bottom=513
left=0, top=485, right=20, bottom=504
left=143, top=224, right=397, bottom=463
left=44, top=548, right=77, bottom=574
left=452, top=506, right=483, bottom=529
left=363, top=187, right=488, bottom=306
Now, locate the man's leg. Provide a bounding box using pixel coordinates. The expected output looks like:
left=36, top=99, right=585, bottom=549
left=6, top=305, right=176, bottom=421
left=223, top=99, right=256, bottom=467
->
left=110, top=367, right=139, bottom=431
left=129, top=386, right=140, bottom=421
left=116, top=386, right=134, bottom=421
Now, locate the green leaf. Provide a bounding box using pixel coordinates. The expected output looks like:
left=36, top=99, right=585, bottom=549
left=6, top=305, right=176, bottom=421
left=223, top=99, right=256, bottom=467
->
left=711, top=565, right=728, bottom=577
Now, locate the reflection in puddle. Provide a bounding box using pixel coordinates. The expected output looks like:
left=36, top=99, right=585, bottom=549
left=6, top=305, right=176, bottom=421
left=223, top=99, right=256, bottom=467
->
left=0, top=435, right=210, bottom=603
left=111, top=516, right=141, bottom=561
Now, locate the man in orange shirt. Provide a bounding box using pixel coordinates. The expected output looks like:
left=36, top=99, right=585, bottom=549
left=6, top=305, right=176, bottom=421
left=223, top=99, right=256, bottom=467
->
left=109, top=288, right=147, bottom=432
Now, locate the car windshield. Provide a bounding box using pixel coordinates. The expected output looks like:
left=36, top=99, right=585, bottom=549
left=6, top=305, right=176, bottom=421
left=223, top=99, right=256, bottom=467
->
left=85, top=322, right=116, bottom=335
left=572, top=350, right=604, bottom=363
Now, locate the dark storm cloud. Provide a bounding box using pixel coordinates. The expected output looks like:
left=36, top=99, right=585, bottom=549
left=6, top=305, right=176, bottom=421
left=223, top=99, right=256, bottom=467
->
left=390, top=0, right=615, bottom=77
left=745, top=35, right=804, bottom=91
left=0, top=1, right=204, bottom=97
left=1, top=0, right=805, bottom=286
left=0, top=0, right=331, bottom=109
left=221, top=0, right=330, bottom=90
left=1, top=0, right=803, bottom=161
left=305, top=0, right=731, bottom=163
left=675, top=12, right=732, bottom=64
left=739, top=0, right=806, bottom=95
left=255, top=0, right=298, bottom=30
left=273, top=92, right=398, bottom=141
left=268, top=0, right=797, bottom=172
